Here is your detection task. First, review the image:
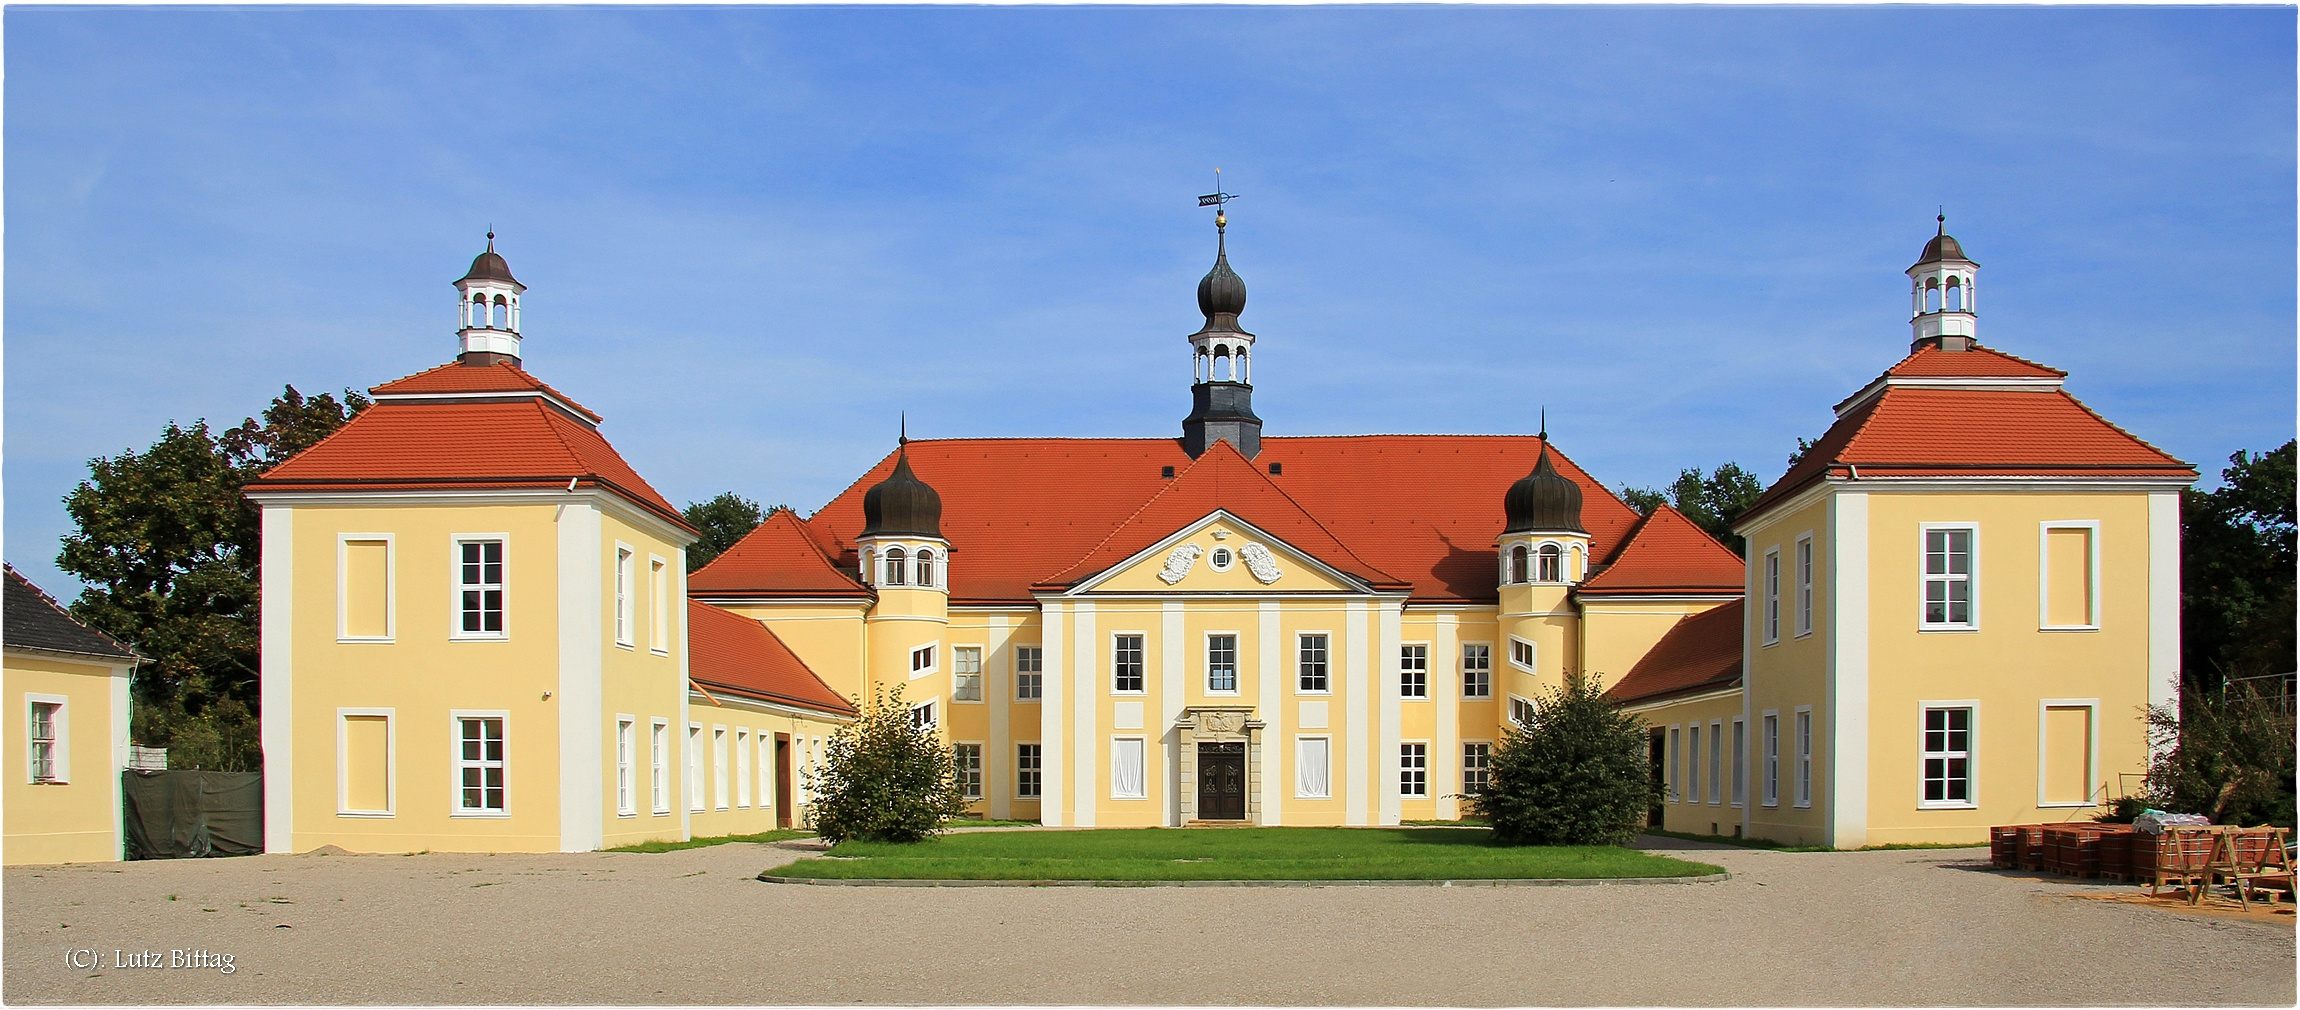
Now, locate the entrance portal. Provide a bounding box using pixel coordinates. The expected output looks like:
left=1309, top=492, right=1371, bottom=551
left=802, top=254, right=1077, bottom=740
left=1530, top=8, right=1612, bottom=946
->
left=1198, top=742, right=1246, bottom=820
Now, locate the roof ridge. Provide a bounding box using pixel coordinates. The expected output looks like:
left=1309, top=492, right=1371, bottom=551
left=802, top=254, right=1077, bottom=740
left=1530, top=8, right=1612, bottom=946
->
left=1972, top=343, right=2068, bottom=377
left=367, top=361, right=457, bottom=392
left=530, top=398, right=597, bottom=480
left=1048, top=450, right=1223, bottom=579
left=2045, top=388, right=2190, bottom=468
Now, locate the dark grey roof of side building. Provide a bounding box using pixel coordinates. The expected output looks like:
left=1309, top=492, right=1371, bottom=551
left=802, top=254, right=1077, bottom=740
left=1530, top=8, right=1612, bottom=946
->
left=5, top=565, right=141, bottom=662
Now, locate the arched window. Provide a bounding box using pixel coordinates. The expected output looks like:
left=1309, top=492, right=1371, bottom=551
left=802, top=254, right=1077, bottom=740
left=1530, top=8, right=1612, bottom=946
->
left=1944, top=277, right=1963, bottom=312
left=493, top=294, right=510, bottom=328
left=470, top=294, right=487, bottom=327
left=1537, top=544, right=1562, bottom=582
left=883, top=547, right=907, bottom=586
left=914, top=549, right=936, bottom=588
left=1510, top=545, right=1529, bottom=584
left=1925, top=279, right=1941, bottom=314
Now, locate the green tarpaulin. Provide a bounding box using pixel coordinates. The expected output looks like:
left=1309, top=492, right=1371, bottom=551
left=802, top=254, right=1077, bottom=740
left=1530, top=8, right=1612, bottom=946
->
left=122, top=770, right=262, bottom=859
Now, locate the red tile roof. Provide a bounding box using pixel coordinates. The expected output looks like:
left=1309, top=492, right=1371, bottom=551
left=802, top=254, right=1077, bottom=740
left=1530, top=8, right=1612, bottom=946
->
left=246, top=398, right=692, bottom=530
left=687, top=601, right=856, bottom=715
left=1578, top=505, right=1745, bottom=596
left=1605, top=600, right=1743, bottom=705
left=1886, top=345, right=2065, bottom=378
left=689, top=508, right=869, bottom=599
left=370, top=361, right=603, bottom=422
left=718, top=434, right=1646, bottom=605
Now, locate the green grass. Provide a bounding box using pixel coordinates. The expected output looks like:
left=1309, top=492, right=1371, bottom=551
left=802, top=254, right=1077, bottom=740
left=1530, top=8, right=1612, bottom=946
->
left=1641, top=828, right=1985, bottom=853
left=945, top=819, right=1042, bottom=827
left=775, top=827, right=1722, bottom=881
left=606, top=829, right=811, bottom=854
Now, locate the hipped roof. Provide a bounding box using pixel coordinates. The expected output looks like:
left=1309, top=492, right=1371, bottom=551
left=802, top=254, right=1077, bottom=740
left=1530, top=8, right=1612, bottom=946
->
left=687, top=601, right=856, bottom=716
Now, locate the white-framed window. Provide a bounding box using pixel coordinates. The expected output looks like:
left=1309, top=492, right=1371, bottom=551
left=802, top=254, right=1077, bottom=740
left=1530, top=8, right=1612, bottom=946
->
left=1921, top=524, right=1978, bottom=629
left=1297, top=634, right=1330, bottom=693
left=735, top=728, right=751, bottom=809
left=453, top=537, right=507, bottom=639
left=1110, top=737, right=1146, bottom=799
left=649, top=556, right=670, bottom=654
left=26, top=696, right=67, bottom=784
left=1111, top=634, right=1146, bottom=694
left=1208, top=545, right=1234, bottom=571
left=1687, top=723, right=1702, bottom=805
left=451, top=713, right=508, bottom=816
left=756, top=731, right=773, bottom=809
left=1509, top=544, right=1529, bottom=584
left=1795, top=535, right=1815, bottom=637
left=910, top=699, right=937, bottom=732
left=1761, top=712, right=1780, bottom=807
left=713, top=726, right=729, bottom=810
left=650, top=718, right=670, bottom=815
left=614, top=545, right=635, bottom=647
left=1295, top=736, right=1332, bottom=798
left=1668, top=726, right=1682, bottom=802
left=1400, top=743, right=1428, bottom=797
left=337, top=534, right=395, bottom=642
left=954, top=742, right=983, bottom=799
left=1461, top=643, right=1492, bottom=698
left=1508, top=695, right=1538, bottom=728
left=336, top=707, right=393, bottom=815
left=1708, top=720, right=1723, bottom=804
left=1206, top=634, right=1239, bottom=693
left=1015, top=743, right=1042, bottom=799
left=1508, top=637, right=1536, bottom=672
left=2039, top=521, right=2101, bottom=631
left=1763, top=548, right=1781, bottom=645
left=952, top=647, right=983, bottom=702
left=1794, top=707, right=1813, bottom=808
left=687, top=723, right=705, bottom=812
left=910, top=643, right=937, bottom=677
left=1730, top=717, right=1746, bottom=807
left=914, top=548, right=937, bottom=589
left=882, top=546, right=906, bottom=586
left=1014, top=645, right=1043, bottom=701
left=1537, top=542, right=1562, bottom=582
left=2037, top=699, right=2100, bottom=807
left=615, top=716, right=636, bottom=817
left=1462, top=742, right=1492, bottom=795
left=1920, top=704, right=1976, bottom=808
left=1399, top=644, right=1428, bottom=699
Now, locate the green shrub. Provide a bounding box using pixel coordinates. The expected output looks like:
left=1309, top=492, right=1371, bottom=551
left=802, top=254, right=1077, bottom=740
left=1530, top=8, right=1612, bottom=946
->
left=805, top=684, right=968, bottom=844
left=1468, top=676, right=1657, bottom=846
left=2143, top=685, right=2296, bottom=828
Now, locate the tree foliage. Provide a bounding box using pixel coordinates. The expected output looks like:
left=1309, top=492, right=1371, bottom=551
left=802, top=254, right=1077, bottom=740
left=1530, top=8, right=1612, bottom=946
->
left=682, top=492, right=767, bottom=572
left=1621, top=462, right=1765, bottom=555
left=2143, top=686, right=2295, bottom=828
left=2182, top=441, right=2295, bottom=693
left=805, top=684, right=969, bottom=844
left=1468, top=676, right=1657, bottom=846
left=56, top=386, right=366, bottom=770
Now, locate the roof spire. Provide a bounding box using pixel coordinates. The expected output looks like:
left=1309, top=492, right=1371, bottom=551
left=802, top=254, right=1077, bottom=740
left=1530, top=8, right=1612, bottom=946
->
left=1937, top=208, right=1945, bottom=235
left=899, top=412, right=908, bottom=447
left=1539, top=407, right=1547, bottom=442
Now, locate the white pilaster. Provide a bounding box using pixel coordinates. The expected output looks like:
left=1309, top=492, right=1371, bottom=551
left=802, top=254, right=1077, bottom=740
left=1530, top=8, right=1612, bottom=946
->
left=988, top=614, right=1012, bottom=821
left=557, top=501, right=605, bottom=852
left=1161, top=601, right=1184, bottom=825
left=111, top=664, right=131, bottom=860
left=260, top=505, right=296, bottom=854
left=1434, top=613, right=1460, bottom=820
left=1258, top=600, right=1283, bottom=825
left=1040, top=601, right=1066, bottom=825
left=1344, top=599, right=1370, bottom=825
left=1071, top=601, right=1097, bottom=826
left=1377, top=599, right=1403, bottom=825
left=2147, top=492, right=2182, bottom=733
left=676, top=551, right=693, bottom=842
left=1827, top=491, right=1870, bottom=849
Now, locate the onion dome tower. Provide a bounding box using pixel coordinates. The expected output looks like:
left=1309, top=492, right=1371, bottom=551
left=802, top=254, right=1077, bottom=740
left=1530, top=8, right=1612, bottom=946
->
left=1181, top=187, right=1263, bottom=459
left=455, top=232, right=527, bottom=366
left=1908, top=213, right=1978, bottom=353
left=858, top=426, right=949, bottom=592
left=1497, top=423, right=1590, bottom=587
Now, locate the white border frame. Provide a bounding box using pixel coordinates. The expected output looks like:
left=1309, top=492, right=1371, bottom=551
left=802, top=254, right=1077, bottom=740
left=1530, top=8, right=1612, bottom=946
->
left=1459, top=739, right=1494, bottom=797
left=1109, top=630, right=1149, bottom=696
left=1506, top=635, right=1537, bottom=674
left=1760, top=709, right=1780, bottom=808
left=449, top=534, right=512, bottom=641
left=1014, top=740, right=1044, bottom=801
left=1109, top=736, right=1148, bottom=800
left=1506, top=693, right=1538, bottom=729
left=1013, top=642, right=1044, bottom=704
left=1203, top=630, right=1243, bottom=696
left=613, top=541, right=637, bottom=649
left=1794, top=533, right=1815, bottom=639
left=949, top=644, right=987, bottom=704
left=1294, top=735, right=1333, bottom=799
left=1708, top=718, right=1725, bottom=805
left=1729, top=716, right=1747, bottom=808
left=1398, top=640, right=1431, bottom=701
left=1762, top=547, right=1782, bottom=646
left=336, top=707, right=395, bottom=817
left=1793, top=706, right=1814, bottom=809
left=649, top=717, right=671, bottom=815
left=1459, top=641, right=1494, bottom=699
left=648, top=554, right=672, bottom=655
left=2036, top=698, right=2101, bottom=808
left=953, top=739, right=986, bottom=801
left=1293, top=631, right=1334, bottom=696
left=336, top=533, right=396, bottom=643
left=615, top=714, right=639, bottom=817
left=448, top=709, right=511, bottom=818
left=908, top=642, right=939, bottom=680
left=25, top=693, right=70, bottom=784
left=1917, top=522, right=1981, bottom=632
left=1916, top=700, right=1981, bottom=810
left=1398, top=740, right=1430, bottom=798
left=2038, top=521, right=2103, bottom=631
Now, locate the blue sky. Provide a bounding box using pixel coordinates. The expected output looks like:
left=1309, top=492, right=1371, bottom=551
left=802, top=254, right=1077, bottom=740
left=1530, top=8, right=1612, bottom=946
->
left=6, top=6, right=2293, bottom=600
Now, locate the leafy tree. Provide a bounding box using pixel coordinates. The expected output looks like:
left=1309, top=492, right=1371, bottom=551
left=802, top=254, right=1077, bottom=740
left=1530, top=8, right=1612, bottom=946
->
left=2182, top=441, right=2295, bottom=694
left=1468, top=676, right=1657, bottom=846
left=1786, top=436, right=1818, bottom=469
left=56, top=386, right=366, bottom=770
left=805, top=683, right=968, bottom=844
left=1618, top=486, right=1667, bottom=516
left=683, top=492, right=767, bottom=572
left=2142, top=685, right=2295, bottom=828
left=1621, top=463, right=1765, bottom=555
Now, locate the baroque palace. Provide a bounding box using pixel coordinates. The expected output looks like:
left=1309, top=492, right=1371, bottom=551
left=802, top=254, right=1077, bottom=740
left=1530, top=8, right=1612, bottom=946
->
left=12, top=211, right=2182, bottom=860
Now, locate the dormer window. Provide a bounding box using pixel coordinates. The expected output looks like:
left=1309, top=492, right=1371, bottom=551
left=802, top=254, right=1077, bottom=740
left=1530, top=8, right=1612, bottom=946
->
left=914, top=549, right=936, bottom=588
left=883, top=547, right=907, bottom=586
left=1537, top=543, right=1562, bottom=582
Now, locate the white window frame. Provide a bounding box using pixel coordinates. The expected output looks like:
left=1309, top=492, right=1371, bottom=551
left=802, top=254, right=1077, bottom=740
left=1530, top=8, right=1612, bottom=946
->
left=687, top=723, right=705, bottom=813
left=1761, top=710, right=1780, bottom=808
left=951, top=646, right=984, bottom=703
left=649, top=555, right=671, bottom=654
left=1762, top=548, right=1781, bottom=646
left=909, top=643, right=938, bottom=679
left=1109, top=736, right=1147, bottom=800
left=1918, top=701, right=1980, bottom=810
left=650, top=717, right=671, bottom=815
left=1204, top=631, right=1241, bottom=695
left=1730, top=717, right=1746, bottom=808
left=735, top=727, right=751, bottom=809
left=1461, top=741, right=1493, bottom=796
left=335, top=708, right=396, bottom=817
left=1015, top=742, right=1043, bottom=799
left=1919, top=523, right=1980, bottom=631
left=449, top=710, right=510, bottom=818
left=910, top=699, right=938, bottom=732
left=615, top=716, right=637, bottom=817
left=613, top=543, right=635, bottom=648
left=1295, top=632, right=1332, bottom=695
left=1399, top=643, right=1429, bottom=700
left=26, top=694, right=69, bottom=784
left=1014, top=644, right=1043, bottom=702
left=449, top=534, right=510, bottom=641
left=1460, top=642, right=1492, bottom=699
left=1507, top=694, right=1538, bottom=728
left=1708, top=719, right=1723, bottom=805
left=712, top=725, right=729, bottom=810
left=2036, top=698, right=2101, bottom=808
left=1668, top=725, right=1682, bottom=803
left=336, top=533, right=396, bottom=643
left=1295, top=736, right=1332, bottom=799
left=2038, top=521, right=2102, bottom=632
left=1399, top=742, right=1428, bottom=798
left=1507, top=636, right=1537, bottom=673
left=1687, top=723, right=1702, bottom=806
left=1795, top=534, right=1815, bottom=638
left=1794, top=706, right=1813, bottom=808
left=1110, top=632, right=1148, bottom=695
left=954, top=741, right=984, bottom=800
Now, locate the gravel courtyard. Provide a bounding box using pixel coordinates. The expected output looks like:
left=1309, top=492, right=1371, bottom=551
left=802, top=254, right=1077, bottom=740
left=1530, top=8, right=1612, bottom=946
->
left=5, top=835, right=2291, bottom=1006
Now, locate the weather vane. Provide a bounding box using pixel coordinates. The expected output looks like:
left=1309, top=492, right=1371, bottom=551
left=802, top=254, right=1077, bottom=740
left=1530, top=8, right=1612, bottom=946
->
left=1197, top=168, right=1239, bottom=231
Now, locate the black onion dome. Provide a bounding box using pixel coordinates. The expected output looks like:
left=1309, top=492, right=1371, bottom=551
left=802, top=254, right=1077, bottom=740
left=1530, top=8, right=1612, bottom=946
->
left=458, top=236, right=522, bottom=287
left=1503, top=445, right=1586, bottom=535
left=1196, top=234, right=1247, bottom=323
left=861, top=449, right=943, bottom=538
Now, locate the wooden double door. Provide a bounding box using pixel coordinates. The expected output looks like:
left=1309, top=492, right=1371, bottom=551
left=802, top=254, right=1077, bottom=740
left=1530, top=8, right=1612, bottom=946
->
left=1198, top=742, right=1246, bottom=820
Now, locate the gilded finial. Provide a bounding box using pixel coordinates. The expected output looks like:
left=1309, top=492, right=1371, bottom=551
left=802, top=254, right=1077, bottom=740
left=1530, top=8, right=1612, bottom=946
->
left=1197, top=168, right=1238, bottom=233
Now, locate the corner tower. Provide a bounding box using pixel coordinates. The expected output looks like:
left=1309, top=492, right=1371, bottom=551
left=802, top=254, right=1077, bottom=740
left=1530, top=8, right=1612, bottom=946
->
left=1181, top=193, right=1263, bottom=459
left=1907, top=214, right=1977, bottom=352
left=456, top=232, right=527, bottom=366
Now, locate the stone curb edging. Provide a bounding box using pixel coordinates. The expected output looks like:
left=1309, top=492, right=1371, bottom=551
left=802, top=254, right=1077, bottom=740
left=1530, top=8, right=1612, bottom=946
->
left=756, top=871, right=1730, bottom=888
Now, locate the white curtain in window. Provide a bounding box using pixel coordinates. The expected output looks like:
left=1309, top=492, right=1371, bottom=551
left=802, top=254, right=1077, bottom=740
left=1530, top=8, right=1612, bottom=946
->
left=1297, top=738, right=1331, bottom=798
left=1111, top=739, right=1145, bottom=799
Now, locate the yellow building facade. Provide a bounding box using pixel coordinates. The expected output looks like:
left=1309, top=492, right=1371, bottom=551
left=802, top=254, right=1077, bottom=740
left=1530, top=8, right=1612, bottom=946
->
left=4, top=566, right=139, bottom=865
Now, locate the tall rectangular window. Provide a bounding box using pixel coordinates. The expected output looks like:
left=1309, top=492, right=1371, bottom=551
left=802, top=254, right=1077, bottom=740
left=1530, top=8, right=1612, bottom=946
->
left=1795, top=709, right=1813, bottom=808
left=1921, top=707, right=1974, bottom=806
left=1296, top=737, right=1331, bottom=798
left=614, top=547, right=634, bottom=646
left=340, top=537, right=392, bottom=640
left=1923, top=527, right=1975, bottom=628
left=1015, top=744, right=1042, bottom=798
left=650, top=719, right=669, bottom=814
left=1669, top=727, right=1682, bottom=802
left=2043, top=525, right=2097, bottom=629
left=1462, top=742, right=1492, bottom=795
left=1763, top=549, right=1781, bottom=645
left=1400, top=743, right=1428, bottom=797
left=457, top=540, right=505, bottom=636
left=713, top=727, right=729, bottom=810
left=649, top=558, right=669, bottom=652
left=1206, top=634, right=1238, bottom=693
left=616, top=718, right=636, bottom=816
left=1461, top=644, right=1491, bottom=699
left=2041, top=704, right=2094, bottom=805
left=27, top=701, right=63, bottom=783
left=954, top=743, right=983, bottom=799
left=1112, top=635, right=1146, bottom=693
left=1762, top=714, right=1780, bottom=807
left=1731, top=718, right=1746, bottom=806
left=1688, top=724, right=1702, bottom=805
left=952, top=647, right=983, bottom=701
left=1014, top=645, right=1043, bottom=701
left=1708, top=721, right=1723, bottom=804
left=455, top=716, right=506, bottom=814
left=687, top=724, right=705, bottom=812
left=1298, top=634, right=1329, bottom=692
left=340, top=712, right=390, bottom=813
left=1796, top=537, right=1815, bottom=637
left=735, top=728, right=751, bottom=808
left=1111, top=738, right=1146, bottom=799
left=1399, top=645, right=1428, bottom=699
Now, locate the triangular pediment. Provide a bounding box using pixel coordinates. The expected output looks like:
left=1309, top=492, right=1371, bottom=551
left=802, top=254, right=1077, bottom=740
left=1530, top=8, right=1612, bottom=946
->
left=1075, top=511, right=1366, bottom=595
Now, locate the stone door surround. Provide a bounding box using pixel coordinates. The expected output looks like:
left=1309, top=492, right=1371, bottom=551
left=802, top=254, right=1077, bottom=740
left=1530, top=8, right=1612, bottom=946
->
left=1176, top=705, right=1264, bottom=825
